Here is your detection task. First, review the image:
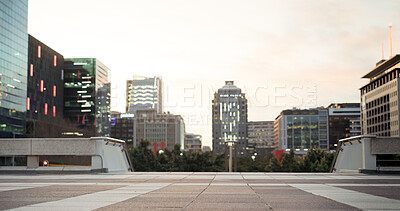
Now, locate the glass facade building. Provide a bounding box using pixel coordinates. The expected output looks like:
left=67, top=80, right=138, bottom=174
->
left=63, top=58, right=111, bottom=137
left=0, top=0, right=28, bottom=137
left=274, top=108, right=329, bottom=151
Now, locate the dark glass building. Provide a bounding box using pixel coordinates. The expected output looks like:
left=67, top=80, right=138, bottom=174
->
left=25, top=35, right=64, bottom=137
left=63, top=58, right=111, bottom=137
left=327, top=103, right=361, bottom=149
left=212, top=81, right=248, bottom=157
left=0, top=0, right=29, bottom=138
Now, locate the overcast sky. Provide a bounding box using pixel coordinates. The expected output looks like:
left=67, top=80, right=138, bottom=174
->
left=28, top=0, right=400, bottom=147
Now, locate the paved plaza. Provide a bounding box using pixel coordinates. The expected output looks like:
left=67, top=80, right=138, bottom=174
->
left=0, top=172, right=400, bottom=210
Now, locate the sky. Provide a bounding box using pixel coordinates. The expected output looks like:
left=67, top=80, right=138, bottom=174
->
left=28, top=0, right=400, bottom=148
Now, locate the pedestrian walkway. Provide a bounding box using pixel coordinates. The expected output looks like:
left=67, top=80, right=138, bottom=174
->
left=0, top=172, right=400, bottom=210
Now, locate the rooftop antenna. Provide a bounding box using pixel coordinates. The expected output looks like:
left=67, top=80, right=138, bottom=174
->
left=389, top=24, right=393, bottom=58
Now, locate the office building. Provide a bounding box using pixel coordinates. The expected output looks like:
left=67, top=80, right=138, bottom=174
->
left=0, top=0, right=28, bottom=138
left=111, top=110, right=185, bottom=151
left=247, top=121, right=275, bottom=157
left=274, top=108, right=329, bottom=152
left=63, top=58, right=111, bottom=137
left=212, top=81, right=248, bottom=157
left=184, top=133, right=202, bottom=151
left=360, top=55, right=400, bottom=136
left=126, top=76, right=163, bottom=114
left=327, top=103, right=361, bottom=149
left=25, top=35, right=65, bottom=137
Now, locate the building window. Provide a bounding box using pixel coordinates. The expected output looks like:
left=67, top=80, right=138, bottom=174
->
left=29, top=64, right=33, bottom=76
left=53, top=55, right=57, bottom=67
left=40, top=80, right=44, bottom=92
left=53, top=85, right=56, bottom=97
left=26, top=97, right=30, bottom=110
left=53, top=106, right=56, bottom=117
left=37, top=45, right=41, bottom=58
left=44, top=103, right=48, bottom=115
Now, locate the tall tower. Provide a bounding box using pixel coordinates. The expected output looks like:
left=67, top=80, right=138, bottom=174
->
left=0, top=0, right=29, bottom=138
left=126, top=76, right=163, bottom=114
left=212, top=81, right=248, bottom=157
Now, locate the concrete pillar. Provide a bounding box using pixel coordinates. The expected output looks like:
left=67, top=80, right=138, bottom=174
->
left=27, top=155, right=39, bottom=168
left=362, top=138, right=376, bottom=170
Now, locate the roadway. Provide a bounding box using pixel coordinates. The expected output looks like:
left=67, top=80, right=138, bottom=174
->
left=1, top=172, right=400, bottom=210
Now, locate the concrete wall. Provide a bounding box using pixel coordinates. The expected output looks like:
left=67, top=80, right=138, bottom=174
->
left=371, top=137, right=400, bottom=154
left=0, top=137, right=130, bottom=172
left=0, top=138, right=95, bottom=156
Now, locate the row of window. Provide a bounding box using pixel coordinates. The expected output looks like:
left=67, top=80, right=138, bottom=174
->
left=361, top=69, right=398, bottom=94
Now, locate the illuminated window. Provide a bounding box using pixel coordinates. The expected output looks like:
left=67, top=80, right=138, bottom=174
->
left=40, top=80, right=44, bottom=92
left=37, top=45, right=41, bottom=58
left=26, top=97, right=30, bottom=110
left=53, top=55, right=57, bottom=67
left=44, top=103, right=48, bottom=115
left=29, top=64, right=33, bottom=76
left=53, top=106, right=56, bottom=117
left=53, top=85, right=56, bottom=97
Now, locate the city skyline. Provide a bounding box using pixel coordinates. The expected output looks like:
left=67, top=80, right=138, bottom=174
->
left=27, top=0, right=400, bottom=147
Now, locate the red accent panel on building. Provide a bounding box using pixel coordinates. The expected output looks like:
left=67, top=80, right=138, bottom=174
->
left=53, top=85, right=56, bottom=97
left=37, top=45, right=41, bottom=58
left=274, top=150, right=285, bottom=163
left=78, top=70, right=80, bottom=79
left=40, top=80, right=44, bottom=92
left=44, top=103, right=48, bottom=115
left=161, top=142, right=165, bottom=150
left=26, top=97, right=30, bottom=110
left=30, top=64, right=33, bottom=76
left=53, top=106, right=56, bottom=117
left=153, top=142, right=158, bottom=155
left=53, top=55, right=57, bottom=67
left=82, top=115, right=85, bottom=124
left=77, top=115, right=80, bottom=123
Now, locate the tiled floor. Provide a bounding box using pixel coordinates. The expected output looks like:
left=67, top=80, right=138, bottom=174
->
left=0, top=172, right=399, bottom=210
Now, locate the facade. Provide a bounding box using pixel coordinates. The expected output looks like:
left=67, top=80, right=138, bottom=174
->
left=360, top=55, right=400, bottom=137
left=111, top=110, right=185, bottom=151
left=327, top=103, right=361, bottom=149
left=63, top=58, right=111, bottom=137
left=212, top=81, right=248, bottom=157
left=126, top=76, right=163, bottom=114
left=26, top=35, right=64, bottom=137
left=247, top=121, right=275, bottom=157
left=274, top=108, right=329, bottom=151
left=184, top=133, right=202, bottom=151
left=0, top=0, right=29, bottom=138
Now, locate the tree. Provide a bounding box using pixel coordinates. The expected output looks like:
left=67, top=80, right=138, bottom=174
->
left=301, top=147, right=333, bottom=172
left=130, top=140, right=160, bottom=171
left=280, top=149, right=301, bottom=172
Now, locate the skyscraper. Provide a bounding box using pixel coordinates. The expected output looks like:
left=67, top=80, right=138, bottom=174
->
left=63, top=58, right=111, bottom=137
left=360, top=55, right=400, bottom=136
left=0, top=0, right=29, bottom=138
left=26, top=35, right=64, bottom=137
left=126, top=76, right=163, bottom=114
left=212, top=81, right=248, bottom=157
